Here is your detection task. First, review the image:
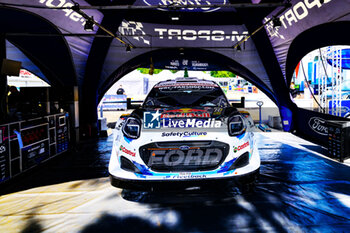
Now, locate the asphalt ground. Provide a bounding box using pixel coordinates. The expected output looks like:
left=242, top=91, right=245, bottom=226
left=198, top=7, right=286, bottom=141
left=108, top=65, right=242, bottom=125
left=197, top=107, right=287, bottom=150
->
left=0, top=132, right=349, bottom=233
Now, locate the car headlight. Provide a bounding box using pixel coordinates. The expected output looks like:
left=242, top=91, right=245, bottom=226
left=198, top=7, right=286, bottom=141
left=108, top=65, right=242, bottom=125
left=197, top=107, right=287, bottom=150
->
left=228, top=114, right=246, bottom=136
left=122, top=117, right=141, bottom=139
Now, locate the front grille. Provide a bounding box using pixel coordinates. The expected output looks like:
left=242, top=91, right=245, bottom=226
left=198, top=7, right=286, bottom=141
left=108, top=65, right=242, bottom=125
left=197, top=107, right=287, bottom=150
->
left=139, top=141, right=229, bottom=172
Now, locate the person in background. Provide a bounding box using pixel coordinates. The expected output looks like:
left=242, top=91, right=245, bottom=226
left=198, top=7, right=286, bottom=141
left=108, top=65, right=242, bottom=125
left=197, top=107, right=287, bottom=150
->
left=116, top=85, right=125, bottom=95
left=290, top=81, right=298, bottom=98
left=7, top=86, right=23, bottom=119
left=116, top=84, right=127, bottom=110
left=304, top=80, right=314, bottom=99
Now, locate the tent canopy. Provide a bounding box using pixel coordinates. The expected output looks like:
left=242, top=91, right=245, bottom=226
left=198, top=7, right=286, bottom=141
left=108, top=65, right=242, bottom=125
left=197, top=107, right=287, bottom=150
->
left=1, top=0, right=350, bottom=144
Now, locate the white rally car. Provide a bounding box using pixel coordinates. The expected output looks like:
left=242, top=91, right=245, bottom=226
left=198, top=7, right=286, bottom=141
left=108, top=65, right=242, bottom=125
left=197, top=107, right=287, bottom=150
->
left=109, top=78, right=260, bottom=190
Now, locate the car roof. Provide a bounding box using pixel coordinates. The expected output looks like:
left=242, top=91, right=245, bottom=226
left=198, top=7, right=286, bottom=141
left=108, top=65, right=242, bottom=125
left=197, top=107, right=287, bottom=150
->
left=155, top=77, right=219, bottom=87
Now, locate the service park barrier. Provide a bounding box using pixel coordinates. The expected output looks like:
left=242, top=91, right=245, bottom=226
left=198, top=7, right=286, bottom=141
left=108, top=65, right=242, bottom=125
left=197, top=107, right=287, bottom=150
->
left=0, top=113, right=69, bottom=184
left=98, top=97, right=251, bottom=117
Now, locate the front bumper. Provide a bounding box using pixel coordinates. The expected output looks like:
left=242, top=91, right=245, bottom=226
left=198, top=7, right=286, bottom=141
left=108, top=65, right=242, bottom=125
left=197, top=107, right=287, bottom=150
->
left=109, top=168, right=259, bottom=191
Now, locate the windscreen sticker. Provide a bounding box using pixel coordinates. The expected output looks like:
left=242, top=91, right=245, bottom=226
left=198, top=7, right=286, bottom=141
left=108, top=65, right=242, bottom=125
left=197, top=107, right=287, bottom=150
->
left=144, top=111, right=222, bottom=129
left=161, top=109, right=210, bottom=118
left=154, top=83, right=218, bottom=90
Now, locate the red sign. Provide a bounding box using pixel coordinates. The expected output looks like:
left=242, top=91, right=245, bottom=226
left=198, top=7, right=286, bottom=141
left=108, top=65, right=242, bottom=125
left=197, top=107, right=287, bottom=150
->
left=233, top=141, right=249, bottom=153
left=120, top=145, right=135, bottom=157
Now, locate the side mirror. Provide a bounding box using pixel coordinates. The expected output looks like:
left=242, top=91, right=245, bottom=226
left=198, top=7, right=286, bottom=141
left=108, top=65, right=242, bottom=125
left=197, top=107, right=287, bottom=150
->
left=127, top=98, right=141, bottom=109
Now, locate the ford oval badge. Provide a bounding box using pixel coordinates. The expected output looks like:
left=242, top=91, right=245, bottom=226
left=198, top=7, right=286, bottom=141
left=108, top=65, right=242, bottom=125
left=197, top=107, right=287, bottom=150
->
left=179, top=145, right=190, bottom=150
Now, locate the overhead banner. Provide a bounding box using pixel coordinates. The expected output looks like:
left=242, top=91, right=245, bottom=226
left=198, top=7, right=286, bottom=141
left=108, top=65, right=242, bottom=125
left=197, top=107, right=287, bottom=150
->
left=101, top=21, right=272, bottom=94
left=118, top=21, right=249, bottom=48
left=159, top=58, right=217, bottom=70
left=264, top=0, right=350, bottom=79
left=0, top=0, right=103, bottom=84
left=133, top=0, right=230, bottom=13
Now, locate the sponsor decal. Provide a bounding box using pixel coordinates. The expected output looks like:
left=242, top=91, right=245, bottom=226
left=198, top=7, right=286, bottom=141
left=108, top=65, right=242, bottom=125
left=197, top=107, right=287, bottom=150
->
left=116, top=121, right=124, bottom=130
left=144, top=111, right=222, bottom=128
left=123, top=136, right=133, bottom=144
left=233, top=141, right=249, bottom=153
left=264, top=0, right=332, bottom=40
left=0, top=128, right=2, bottom=144
left=308, top=117, right=328, bottom=136
left=0, top=145, right=6, bottom=154
left=155, top=28, right=248, bottom=42
left=119, top=20, right=248, bottom=44
left=161, top=131, right=207, bottom=137
left=179, top=145, right=190, bottom=151
left=144, top=110, right=161, bottom=129
left=161, top=109, right=210, bottom=118
left=155, top=83, right=218, bottom=89
left=162, top=118, right=221, bottom=128
left=120, top=145, right=136, bottom=157
left=213, top=107, right=223, bottom=116
left=148, top=148, right=222, bottom=167
left=118, top=21, right=150, bottom=45
left=165, top=60, right=209, bottom=70
left=28, top=151, right=37, bottom=159
left=143, top=0, right=226, bottom=13
left=170, top=174, right=207, bottom=179
left=264, top=17, right=285, bottom=40
left=38, top=0, right=93, bottom=27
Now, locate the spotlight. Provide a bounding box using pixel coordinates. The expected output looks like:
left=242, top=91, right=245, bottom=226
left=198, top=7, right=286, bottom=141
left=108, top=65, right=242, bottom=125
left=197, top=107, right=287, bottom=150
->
left=272, top=17, right=282, bottom=28
left=126, top=45, right=131, bottom=53
left=71, top=2, right=80, bottom=12
left=170, top=13, right=180, bottom=21
left=179, top=48, right=184, bottom=55
left=84, top=16, right=94, bottom=32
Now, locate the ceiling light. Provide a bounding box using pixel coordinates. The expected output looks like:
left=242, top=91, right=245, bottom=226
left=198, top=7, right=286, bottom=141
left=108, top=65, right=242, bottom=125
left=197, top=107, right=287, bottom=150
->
left=272, top=17, right=282, bottom=28
left=170, top=13, right=180, bottom=21
left=84, top=17, right=94, bottom=32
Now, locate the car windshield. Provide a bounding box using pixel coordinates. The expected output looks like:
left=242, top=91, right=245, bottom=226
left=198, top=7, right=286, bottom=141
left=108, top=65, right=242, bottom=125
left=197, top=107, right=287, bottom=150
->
left=143, top=83, right=229, bottom=108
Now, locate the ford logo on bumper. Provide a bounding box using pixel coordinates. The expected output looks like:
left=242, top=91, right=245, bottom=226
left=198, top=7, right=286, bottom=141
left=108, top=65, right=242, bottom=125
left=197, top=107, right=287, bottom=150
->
left=179, top=145, right=190, bottom=150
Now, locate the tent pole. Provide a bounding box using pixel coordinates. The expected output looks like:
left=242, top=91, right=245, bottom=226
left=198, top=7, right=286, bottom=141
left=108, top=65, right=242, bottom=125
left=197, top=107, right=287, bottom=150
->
left=0, top=35, right=7, bottom=122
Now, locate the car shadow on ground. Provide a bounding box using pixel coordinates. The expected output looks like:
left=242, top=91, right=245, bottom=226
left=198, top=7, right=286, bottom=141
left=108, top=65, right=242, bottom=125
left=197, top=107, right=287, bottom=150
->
left=0, top=137, right=112, bottom=195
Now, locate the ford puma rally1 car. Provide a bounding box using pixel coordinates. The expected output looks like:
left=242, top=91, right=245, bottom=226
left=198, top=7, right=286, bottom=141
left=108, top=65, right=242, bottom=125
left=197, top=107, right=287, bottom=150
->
left=109, top=78, right=260, bottom=190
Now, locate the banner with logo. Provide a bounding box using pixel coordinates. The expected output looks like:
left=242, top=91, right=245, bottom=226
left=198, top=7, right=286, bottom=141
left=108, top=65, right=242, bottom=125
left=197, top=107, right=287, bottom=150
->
left=100, top=21, right=272, bottom=94
left=0, top=125, right=10, bottom=182
left=133, top=0, right=231, bottom=13
left=264, top=0, right=350, bottom=79
left=0, top=0, right=103, bottom=84
left=295, top=108, right=349, bottom=146
left=118, top=21, right=249, bottom=48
